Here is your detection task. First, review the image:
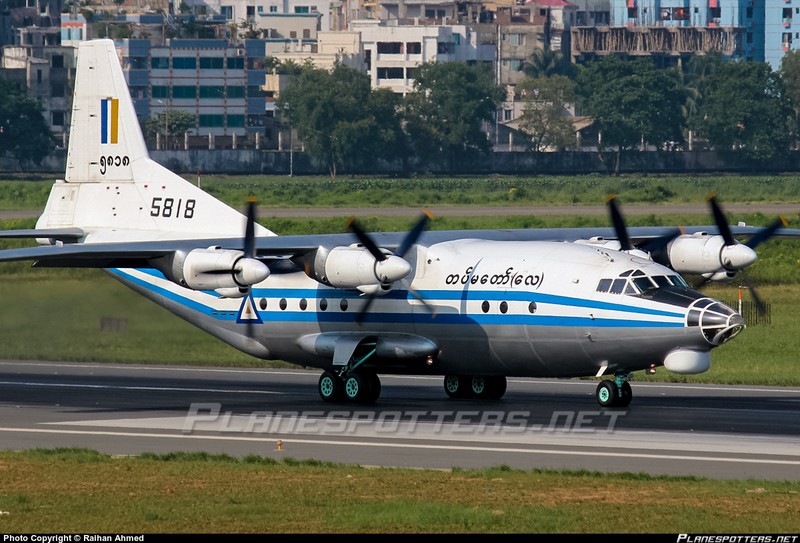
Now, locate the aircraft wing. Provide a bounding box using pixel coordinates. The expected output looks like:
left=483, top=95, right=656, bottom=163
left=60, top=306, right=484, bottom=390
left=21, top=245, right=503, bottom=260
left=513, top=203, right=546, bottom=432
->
left=1, top=224, right=799, bottom=269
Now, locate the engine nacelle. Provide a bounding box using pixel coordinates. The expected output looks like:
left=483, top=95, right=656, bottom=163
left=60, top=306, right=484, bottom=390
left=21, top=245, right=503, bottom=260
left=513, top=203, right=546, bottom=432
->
left=667, top=234, right=757, bottom=274
left=171, top=247, right=270, bottom=291
left=308, top=245, right=411, bottom=289
left=702, top=270, right=738, bottom=283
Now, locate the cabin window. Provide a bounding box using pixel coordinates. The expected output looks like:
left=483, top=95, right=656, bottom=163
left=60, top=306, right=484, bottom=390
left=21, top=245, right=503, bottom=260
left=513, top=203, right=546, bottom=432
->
left=481, top=300, right=490, bottom=313
left=299, top=298, right=307, bottom=311
left=259, top=298, right=267, bottom=310
left=528, top=302, right=537, bottom=314
left=279, top=298, right=287, bottom=310
left=340, top=299, right=348, bottom=311
left=319, top=298, right=328, bottom=311
left=499, top=301, right=508, bottom=314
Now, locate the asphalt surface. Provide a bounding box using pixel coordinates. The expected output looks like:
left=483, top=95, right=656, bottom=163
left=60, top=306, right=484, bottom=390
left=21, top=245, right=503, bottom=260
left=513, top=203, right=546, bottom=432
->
left=1, top=361, right=798, bottom=481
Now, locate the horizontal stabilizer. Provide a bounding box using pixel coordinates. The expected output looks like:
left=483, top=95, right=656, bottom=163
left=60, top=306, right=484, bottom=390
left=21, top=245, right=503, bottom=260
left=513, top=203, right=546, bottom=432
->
left=0, top=228, right=84, bottom=241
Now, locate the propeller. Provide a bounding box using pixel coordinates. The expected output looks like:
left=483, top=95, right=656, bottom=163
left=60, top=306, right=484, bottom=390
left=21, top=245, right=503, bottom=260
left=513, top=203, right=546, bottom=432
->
left=348, top=211, right=435, bottom=324
left=606, top=194, right=633, bottom=251
left=698, top=194, right=785, bottom=315
left=606, top=195, right=681, bottom=256
left=241, top=196, right=261, bottom=338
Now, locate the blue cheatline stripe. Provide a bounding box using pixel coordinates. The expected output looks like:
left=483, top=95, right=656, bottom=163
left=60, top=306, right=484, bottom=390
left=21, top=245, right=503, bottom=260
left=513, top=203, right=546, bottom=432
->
left=132, top=268, right=681, bottom=319
left=110, top=268, right=684, bottom=329
left=100, top=99, right=108, bottom=144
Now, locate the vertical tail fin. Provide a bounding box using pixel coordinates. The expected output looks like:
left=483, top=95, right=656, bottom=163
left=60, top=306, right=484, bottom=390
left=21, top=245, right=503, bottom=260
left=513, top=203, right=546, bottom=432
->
left=38, top=39, right=274, bottom=241
left=66, top=39, right=148, bottom=183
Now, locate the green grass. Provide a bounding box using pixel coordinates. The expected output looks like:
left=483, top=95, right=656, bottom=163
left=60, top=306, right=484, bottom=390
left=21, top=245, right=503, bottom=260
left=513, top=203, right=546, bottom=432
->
left=0, top=449, right=798, bottom=533
left=7, top=173, right=800, bottom=210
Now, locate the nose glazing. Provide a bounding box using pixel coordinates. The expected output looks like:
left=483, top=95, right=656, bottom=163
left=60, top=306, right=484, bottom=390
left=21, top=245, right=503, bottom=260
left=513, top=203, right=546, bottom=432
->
left=686, top=298, right=745, bottom=346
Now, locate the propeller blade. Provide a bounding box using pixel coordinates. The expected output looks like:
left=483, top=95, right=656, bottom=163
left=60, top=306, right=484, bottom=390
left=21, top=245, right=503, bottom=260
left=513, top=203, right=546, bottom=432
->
left=707, top=194, right=736, bottom=246
left=397, top=211, right=433, bottom=259
left=244, top=196, right=257, bottom=259
left=347, top=218, right=387, bottom=262
left=739, top=271, right=767, bottom=316
left=401, top=278, right=436, bottom=317
left=354, top=293, right=377, bottom=325
left=641, top=228, right=682, bottom=254
left=746, top=216, right=788, bottom=250
left=606, top=195, right=633, bottom=251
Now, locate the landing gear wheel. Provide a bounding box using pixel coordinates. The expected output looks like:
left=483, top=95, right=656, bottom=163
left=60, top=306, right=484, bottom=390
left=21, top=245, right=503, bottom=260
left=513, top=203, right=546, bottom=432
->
left=484, top=376, right=507, bottom=400
left=343, top=371, right=367, bottom=402
left=319, top=370, right=343, bottom=402
left=470, top=376, right=488, bottom=398
left=596, top=380, right=618, bottom=408
left=617, top=380, right=632, bottom=407
left=361, top=372, right=382, bottom=404
left=444, top=375, right=468, bottom=398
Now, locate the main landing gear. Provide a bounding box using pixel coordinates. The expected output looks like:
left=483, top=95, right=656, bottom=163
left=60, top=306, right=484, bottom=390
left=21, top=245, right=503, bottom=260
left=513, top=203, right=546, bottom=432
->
left=318, top=369, right=381, bottom=404
left=443, top=374, right=507, bottom=400
left=595, top=373, right=632, bottom=408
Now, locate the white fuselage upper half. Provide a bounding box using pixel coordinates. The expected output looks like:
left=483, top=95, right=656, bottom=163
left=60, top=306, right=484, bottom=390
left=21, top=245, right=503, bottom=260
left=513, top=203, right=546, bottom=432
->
left=109, top=239, right=744, bottom=379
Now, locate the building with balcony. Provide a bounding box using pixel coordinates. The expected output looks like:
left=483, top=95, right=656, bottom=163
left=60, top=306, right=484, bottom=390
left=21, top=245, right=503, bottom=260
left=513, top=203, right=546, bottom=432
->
left=115, top=38, right=269, bottom=138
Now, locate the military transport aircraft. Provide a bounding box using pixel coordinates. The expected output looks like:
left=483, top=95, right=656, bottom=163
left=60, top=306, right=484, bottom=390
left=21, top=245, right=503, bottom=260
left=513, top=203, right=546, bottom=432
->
left=0, top=39, right=793, bottom=407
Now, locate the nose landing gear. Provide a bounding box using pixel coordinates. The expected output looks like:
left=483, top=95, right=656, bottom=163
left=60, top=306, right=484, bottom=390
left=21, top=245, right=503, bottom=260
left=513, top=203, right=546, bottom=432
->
left=596, top=373, right=632, bottom=408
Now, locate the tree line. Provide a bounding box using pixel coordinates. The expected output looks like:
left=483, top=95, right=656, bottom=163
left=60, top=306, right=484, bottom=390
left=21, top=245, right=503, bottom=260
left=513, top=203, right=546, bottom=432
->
left=279, top=50, right=800, bottom=176
left=3, top=49, right=800, bottom=173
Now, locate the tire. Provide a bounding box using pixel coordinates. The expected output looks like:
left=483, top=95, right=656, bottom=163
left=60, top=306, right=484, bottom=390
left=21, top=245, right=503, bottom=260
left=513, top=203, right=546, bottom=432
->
left=596, top=380, right=618, bottom=408
left=444, top=374, right=464, bottom=398
left=470, top=376, right=487, bottom=398
left=617, top=380, right=632, bottom=407
left=361, top=372, right=382, bottom=404
left=318, top=370, right=342, bottom=402
left=343, top=371, right=368, bottom=402
left=485, top=376, right=507, bottom=400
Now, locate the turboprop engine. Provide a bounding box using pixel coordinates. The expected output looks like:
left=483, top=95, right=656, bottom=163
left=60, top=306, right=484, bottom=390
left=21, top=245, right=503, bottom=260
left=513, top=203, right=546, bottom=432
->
left=666, top=233, right=756, bottom=276
left=168, top=247, right=270, bottom=296
left=305, top=245, right=411, bottom=290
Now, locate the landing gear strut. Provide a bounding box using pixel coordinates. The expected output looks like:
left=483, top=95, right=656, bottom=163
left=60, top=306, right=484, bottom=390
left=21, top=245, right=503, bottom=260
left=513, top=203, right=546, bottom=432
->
left=595, top=373, right=632, bottom=408
left=443, top=375, right=507, bottom=400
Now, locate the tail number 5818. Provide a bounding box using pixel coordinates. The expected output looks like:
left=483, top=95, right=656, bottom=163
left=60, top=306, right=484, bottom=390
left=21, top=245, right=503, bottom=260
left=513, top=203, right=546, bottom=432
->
left=150, top=197, right=196, bottom=219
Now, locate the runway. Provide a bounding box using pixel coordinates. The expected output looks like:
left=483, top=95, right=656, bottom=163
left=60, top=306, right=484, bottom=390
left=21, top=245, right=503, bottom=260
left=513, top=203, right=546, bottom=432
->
left=1, top=361, right=798, bottom=481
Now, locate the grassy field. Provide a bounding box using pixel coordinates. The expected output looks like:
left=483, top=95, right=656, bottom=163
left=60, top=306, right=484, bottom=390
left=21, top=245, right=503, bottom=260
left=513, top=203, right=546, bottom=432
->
left=5, top=173, right=800, bottom=209
left=1, top=175, right=799, bottom=533
left=0, top=449, right=798, bottom=533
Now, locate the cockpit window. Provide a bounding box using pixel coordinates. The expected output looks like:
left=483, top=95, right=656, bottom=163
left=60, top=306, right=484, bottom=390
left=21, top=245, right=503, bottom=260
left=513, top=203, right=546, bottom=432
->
left=609, top=278, right=626, bottom=294
left=633, top=276, right=656, bottom=292
left=671, top=275, right=689, bottom=287
left=652, top=275, right=672, bottom=288
left=596, top=269, right=691, bottom=296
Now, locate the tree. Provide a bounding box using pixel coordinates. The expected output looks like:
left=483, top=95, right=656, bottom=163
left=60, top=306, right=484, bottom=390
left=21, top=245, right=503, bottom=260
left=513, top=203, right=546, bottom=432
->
left=683, top=52, right=724, bottom=143
left=576, top=56, right=684, bottom=173
left=0, top=79, right=54, bottom=165
left=402, top=61, right=505, bottom=170
left=517, top=75, right=577, bottom=152
left=277, top=63, right=404, bottom=177
left=696, top=61, right=794, bottom=163
left=780, top=49, right=800, bottom=148
left=142, top=109, right=197, bottom=148
left=521, top=47, right=574, bottom=79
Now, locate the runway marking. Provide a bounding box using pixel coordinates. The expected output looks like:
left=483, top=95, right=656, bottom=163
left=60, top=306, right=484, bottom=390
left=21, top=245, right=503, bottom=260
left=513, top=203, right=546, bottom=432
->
left=2, top=361, right=799, bottom=395
left=0, top=426, right=798, bottom=466
left=0, top=381, right=282, bottom=395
